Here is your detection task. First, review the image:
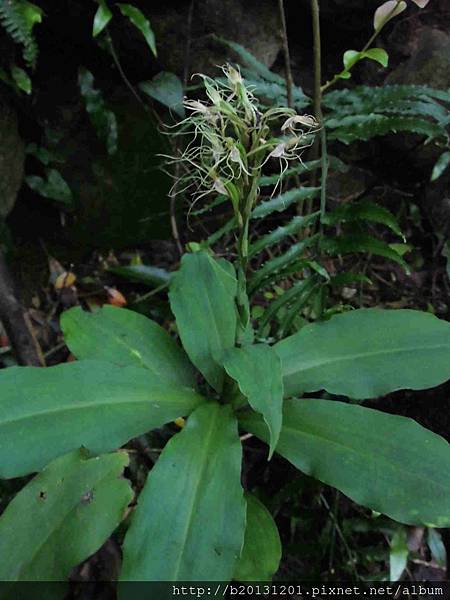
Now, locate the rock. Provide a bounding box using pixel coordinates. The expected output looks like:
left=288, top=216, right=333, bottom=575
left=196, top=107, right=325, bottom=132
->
left=136, top=0, right=282, bottom=76
left=0, top=98, right=24, bottom=220
left=386, top=26, right=450, bottom=89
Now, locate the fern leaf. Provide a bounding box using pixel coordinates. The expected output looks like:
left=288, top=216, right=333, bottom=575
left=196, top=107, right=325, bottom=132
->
left=326, top=114, right=446, bottom=144
left=0, top=0, right=42, bottom=68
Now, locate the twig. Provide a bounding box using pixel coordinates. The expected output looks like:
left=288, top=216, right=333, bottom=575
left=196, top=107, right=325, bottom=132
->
left=0, top=250, right=45, bottom=366
left=106, top=32, right=148, bottom=113
left=278, top=0, right=294, bottom=109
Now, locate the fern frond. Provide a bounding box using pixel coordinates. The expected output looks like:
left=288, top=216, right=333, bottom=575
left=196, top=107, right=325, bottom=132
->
left=323, top=85, right=450, bottom=113
left=324, top=85, right=450, bottom=142
left=0, top=0, right=42, bottom=69
left=326, top=114, right=447, bottom=144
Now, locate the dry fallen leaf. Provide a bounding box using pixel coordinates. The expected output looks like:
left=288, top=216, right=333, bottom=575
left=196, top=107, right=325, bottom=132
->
left=54, top=271, right=77, bottom=290
left=105, top=286, right=127, bottom=307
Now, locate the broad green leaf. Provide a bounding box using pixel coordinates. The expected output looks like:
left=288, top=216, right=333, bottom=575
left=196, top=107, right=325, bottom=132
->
left=431, top=151, right=450, bottom=182
left=234, top=493, right=281, bottom=582
left=364, top=48, right=389, bottom=67
left=275, top=309, right=450, bottom=400
left=390, top=528, right=408, bottom=581
left=0, top=449, right=132, bottom=581
left=373, top=1, right=407, bottom=30
left=223, top=345, right=283, bottom=458
left=241, top=399, right=450, bottom=527
left=61, top=305, right=194, bottom=388
left=93, top=0, right=112, bottom=37
left=121, top=402, right=245, bottom=581
left=140, top=72, right=185, bottom=117
left=169, top=252, right=237, bottom=392
left=26, top=169, right=73, bottom=205
left=10, top=66, right=31, bottom=94
left=0, top=360, right=204, bottom=478
left=109, top=264, right=171, bottom=287
left=342, top=50, right=361, bottom=71
left=117, top=4, right=156, bottom=56
left=343, top=49, right=389, bottom=71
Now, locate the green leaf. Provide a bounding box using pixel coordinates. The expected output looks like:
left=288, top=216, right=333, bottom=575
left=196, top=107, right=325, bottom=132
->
left=249, top=212, right=320, bottom=258
left=431, top=151, right=450, bottom=182
left=248, top=237, right=318, bottom=294
left=61, top=305, right=194, bottom=388
left=0, top=360, right=204, bottom=478
left=0, top=449, right=132, bottom=581
left=169, top=252, right=237, bottom=392
left=26, top=169, right=73, bottom=205
left=241, top=399, right=450, bottom=527
left=140, top=72, right=185, bottom=117
left=223, top=345, right=283, bottom=458
left=21, top=1, right=42, bottom=27
left=10, top=65, right=31, bottom=94
left=252, top=187, right=320, bottom=219
left=343, top=50, right=361, bottom=71
left=234, top=493, right=281, bottom=582
left=257, top=278, right=320, bottom=334
left=427, top=529, right=446, bottom=568
left=321, top=233, right=409, bottom=272
left=93, top=0, right=112, bottom=37
left=117, top=4, right=156, bottom=57
left=275, top=308, right=450, bottom=400
left=323, top=200, right=403, bottom=238
left=326, top=114, right=445, bottom=145
left=364, top=48, right=389, bottom=67
left=78, top=67, right=118, bottom=155
left=121, top=402, right=245, bottom=580
left=390, top=528, right=408, bottom=581
left=259, top=160, right=322, bottom=187
left=344, top=49, right=389, bottom=71
left=109, top=264, right=171, bottom=287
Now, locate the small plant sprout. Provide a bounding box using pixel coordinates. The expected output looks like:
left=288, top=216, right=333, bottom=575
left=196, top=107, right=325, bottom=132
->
left=165, top=64, right=318, bottom=337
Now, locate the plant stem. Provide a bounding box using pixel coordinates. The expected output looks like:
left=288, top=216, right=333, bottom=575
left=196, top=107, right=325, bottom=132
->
left=311, top=0, right=322, bottom=129
left=278, top=0, right=294, bottom=109
left=307, top=0, right=324, bottom=214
